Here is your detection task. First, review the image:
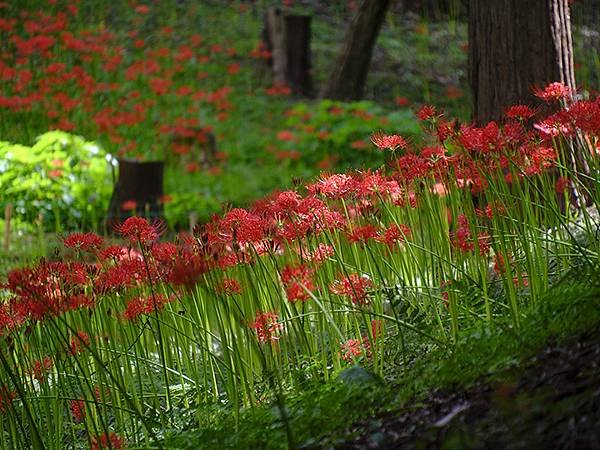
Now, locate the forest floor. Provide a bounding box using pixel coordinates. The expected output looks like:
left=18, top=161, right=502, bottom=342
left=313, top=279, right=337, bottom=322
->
left=334, top=328, right=600, bottom=450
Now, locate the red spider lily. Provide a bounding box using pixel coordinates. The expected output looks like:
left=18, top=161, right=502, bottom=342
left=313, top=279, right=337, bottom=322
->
left=305, top=243, right=334, bottom=263
left=475, top=201, right=507, bottom=220
left=168, top=255, right=208, bottom=289
left=149, top=77, right=171, bottom=95
left=454, top=214, right=474, bottom=252
left=63, top=232, right=103, bottom=252
left=435, top=119, right=457, bottom=142
left=513, top=273, right=530, bottom=288
left=556, top=176, right=570, bottom=193
left=361, top=319, right=385, bottom=356
left=493, top=252, right=508, bottom=275
left=227, top=63, right=241, bottom=75
left=330, top=273, right=374, bottom=306
left=453, top=215, right=491, bottom=255
left=150, top=242, right=178, bottom=263
left=174, top=45, right=194, bottom=62
left=0, top=387, right=16, bottom=414
left=520, top=144, right=558, bottom=175
left=376, top=223, right=411, bottom=248
left=340, top=339, right=364, bottom=363
left=69, top=331, right=91, bottom=355
left=272, top=190, right=302, bottom=214
left=185, top=162, right=201, bottom=173
left=217, top=251, right=254, bottom=269
left=5, top=262, right=91, bottom=321
left=114, top=217, right=164, bottom=245
left=276, top=130, right=295, bottom=142
left=421, top=145, right=448, bottom=161
left=134, top=4, right=150, bottom=14
left=440, top=280, right=451, bottom=307
left=90, top=432, right=124, bottom=450
left=249, top=311, right=283, bottom=343
left=95, top=258, right=150, bottom=293
left=276, top=219, right=312, bottom=243
left=564, top=98, right=600, bottom=134
left=217, top=208, right=266, bottom=245
left=395, top=96, right=410, bottom=107
left=351, top=139, right=369, bottom=150
left=306, top=173, right=357, bottom=199
left=416, top=104, right=439, bottom=121
left=123, top=294, right=172, bottom=321
left=70, top=399, right=86, bottom=422
left=391, top=153, right=431, bottom=183
left=370, top=319, right=384, bottom=340
left=370, top=132, right=407, bottom=151
left=31, top=356, right=54, bottom=382
left=120, top=200, right=137, bottom=212
left=458, top=122, right=504, bottom=153
left=265, top=84, right=291, bottom=96
left=534, top=115, right=574, bottom=138
left=93, top=385, right=111, bottom=403
left=98, top=245, right=127, bottom=261
left=281, top=264, right=315, bottom=303
left=0, top=302, right=27, bottom=335
left=354, top=171, right=402, bottom=200
left=534, top=82, right=571, bottom=102
left=346, top=224, right=379, bottom=244
left=218, top=278, right=242, bottom=295
left=505, top=105, right=536, bottom=120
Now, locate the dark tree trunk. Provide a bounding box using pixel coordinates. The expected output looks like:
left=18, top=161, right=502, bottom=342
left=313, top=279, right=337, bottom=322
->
left=469, top=0, right=576, bottom=125
left=320, top=0, right=393, bottom=101
left=106, top=159, right=165, bottom=229
left=265, top=9, right=313, bottom=96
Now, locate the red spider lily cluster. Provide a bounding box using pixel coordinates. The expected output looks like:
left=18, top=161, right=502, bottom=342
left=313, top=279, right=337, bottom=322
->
left=340, top=339, right=364, bottom=362
left=281, top=264, right=315, bottom=302
left=0, top=387, right=16, bottom=414
left=0, top=80, right=598, bottom=449
left=0, top=2, right=254, bottom=161
left=123, top=294, right=173, bottom=321
left=250, top=311, right=284, bottom=344
left=1, top=87, right=598, bottom=345
left=70, top=399, right=86, bottom=423
left=340, top=320, right=384, bottom=363
left=330, top=273, right=375, bottom=305
left=90, top=432, right=125, bottom=450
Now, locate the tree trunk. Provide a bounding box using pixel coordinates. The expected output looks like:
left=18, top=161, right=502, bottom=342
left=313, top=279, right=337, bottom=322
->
left=469, top=0, right=576, bottom=125
left=106, top=159, right=165, bottom=229
left=265, top=9, right=312, bottom=96
left=320, top=0, right=393, bottom=101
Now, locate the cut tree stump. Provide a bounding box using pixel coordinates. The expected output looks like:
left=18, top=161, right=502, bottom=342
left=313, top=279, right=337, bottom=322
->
left=265, top=8, right=312, bottom=96
left=106, top=159, right=165, bottom=229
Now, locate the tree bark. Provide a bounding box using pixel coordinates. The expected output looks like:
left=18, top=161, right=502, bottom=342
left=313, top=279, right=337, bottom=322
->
left=106, top=159, right=165, bottom=229
left=469, top=0, right=576, bottom=125
left=265, top=9, right=312, bottom=96
left=320, top=0, right=393, bottom=101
